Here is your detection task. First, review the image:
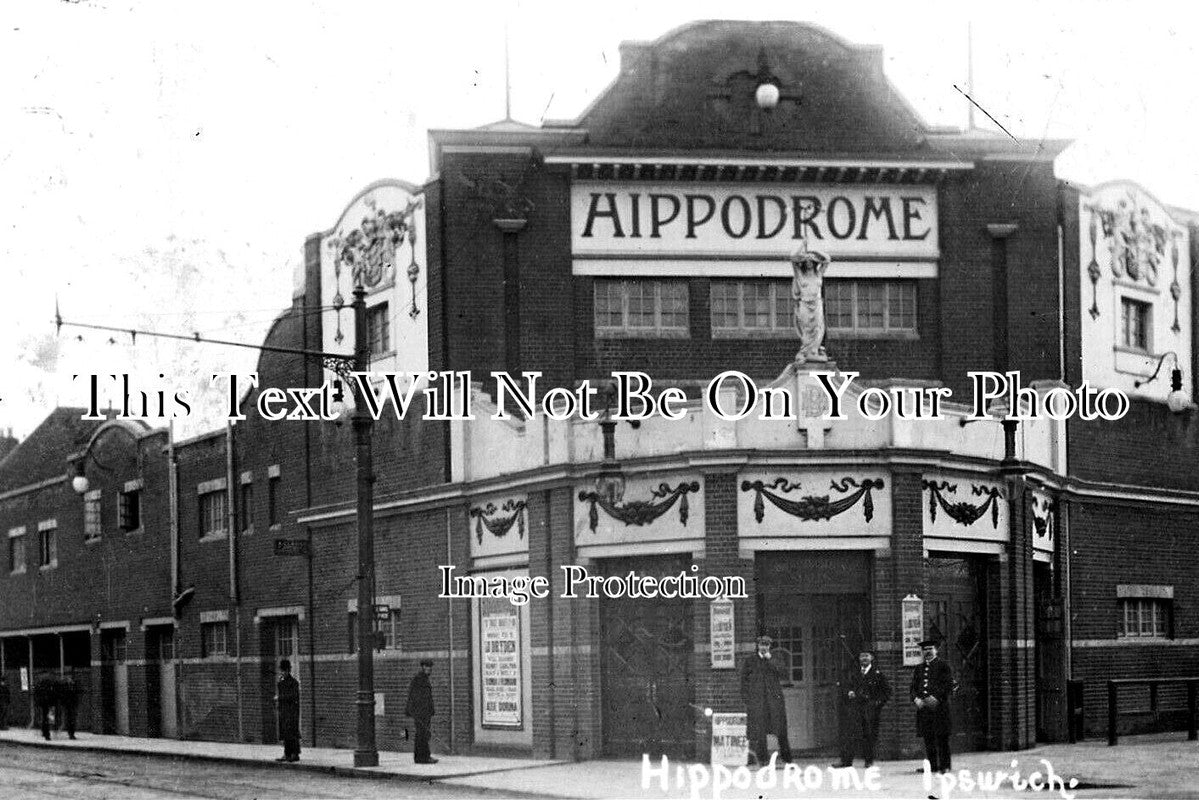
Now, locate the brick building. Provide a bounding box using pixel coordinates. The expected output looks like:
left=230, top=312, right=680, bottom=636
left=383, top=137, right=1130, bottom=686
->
left=2, top=20, right=1197, bottom=763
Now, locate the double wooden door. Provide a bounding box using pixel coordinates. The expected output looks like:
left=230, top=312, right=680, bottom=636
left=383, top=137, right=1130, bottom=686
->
left=600, top=560, right=694, bottom=758
left=764, top=594, right=870, bottom=751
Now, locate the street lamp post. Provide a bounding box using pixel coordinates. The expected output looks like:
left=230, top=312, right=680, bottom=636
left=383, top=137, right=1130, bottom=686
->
left=348, top=283, right=379, bottom=768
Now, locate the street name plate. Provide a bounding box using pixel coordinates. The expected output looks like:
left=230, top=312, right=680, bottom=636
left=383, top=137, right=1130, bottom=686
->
left=273, top=538, right=309, bottom=557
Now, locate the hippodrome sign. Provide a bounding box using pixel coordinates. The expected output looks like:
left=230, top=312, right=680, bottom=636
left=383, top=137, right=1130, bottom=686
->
left=572, top=183, right=939, bottom=259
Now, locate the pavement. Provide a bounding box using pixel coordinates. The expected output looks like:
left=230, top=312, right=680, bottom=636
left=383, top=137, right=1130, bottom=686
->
left=2, top=726, right=1198, bottom=798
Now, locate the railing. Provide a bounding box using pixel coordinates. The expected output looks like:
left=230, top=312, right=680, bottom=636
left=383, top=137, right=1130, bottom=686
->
left=1106, top=678, right=1199, bottom=746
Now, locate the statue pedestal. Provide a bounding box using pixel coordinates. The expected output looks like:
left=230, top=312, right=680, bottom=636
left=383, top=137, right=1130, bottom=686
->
left=793, top=356, right=838, bottom=375
left=787, top=358, right=841, bottom=449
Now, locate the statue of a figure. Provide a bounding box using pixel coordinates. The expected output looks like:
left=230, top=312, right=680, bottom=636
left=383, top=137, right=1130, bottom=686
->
left=792, top=240, right=831, bottom=363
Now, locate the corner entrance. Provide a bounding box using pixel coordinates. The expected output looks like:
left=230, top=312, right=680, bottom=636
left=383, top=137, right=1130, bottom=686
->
left=600, top=556, right=695, bottom=759
left=756, top=552, right=872, bottom=752
left=924, top=555, right=988, bottom=752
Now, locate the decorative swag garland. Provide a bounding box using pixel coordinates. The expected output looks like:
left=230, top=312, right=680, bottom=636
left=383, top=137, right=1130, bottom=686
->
left=577, top=481, right=701, bottom=533
left=468, top=499, right=528, bottom=544
left=922, top=480, right=1004, bottom=528
left=740, top=477, right=884, bottom=523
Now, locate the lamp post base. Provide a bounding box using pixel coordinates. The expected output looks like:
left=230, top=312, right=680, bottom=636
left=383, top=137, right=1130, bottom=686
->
left=354, top=692, right=378, bottom=766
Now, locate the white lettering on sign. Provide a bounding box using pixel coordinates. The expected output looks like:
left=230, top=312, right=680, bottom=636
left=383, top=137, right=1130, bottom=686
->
left=572, top=183, right=939, bottom=259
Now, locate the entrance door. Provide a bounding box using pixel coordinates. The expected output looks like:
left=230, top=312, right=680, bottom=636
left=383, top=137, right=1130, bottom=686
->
left=100, top=630, right=130, bottom=735
left=925, top=556, right=988, bottom=752
left=1034, top=562, right=1066, bottom=741
left=260, top=616, right=299, bottom=744
left=600, top=557, right=694, bottom=758
left=146, top=626, right=177, bottom=738
left=764, top=594, right=871, bottom=751
left=756, top=552, right=872, bottom=752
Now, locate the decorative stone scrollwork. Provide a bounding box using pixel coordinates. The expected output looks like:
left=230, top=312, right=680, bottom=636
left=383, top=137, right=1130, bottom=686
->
left=577, top=481, right=700, bottom=534
left=923, top=480, right=1004, bottom=529
left=1084, top=190, right=1183, bottom=323
left=325, top=195, right=423, bottom=342
left=469, top=499, right=528, bottom=545
left=457, top=172, right=535, bottom=221
left=740, top=477, right=884, bottom=524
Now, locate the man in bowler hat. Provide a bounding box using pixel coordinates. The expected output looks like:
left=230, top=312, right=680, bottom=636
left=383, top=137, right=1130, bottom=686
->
left=274, top=660, right=301, bottom=762
left=910, top=639, right=954, bottom=773
left=405, top=659, right=437, bottom=764
left=835, top=649, right=891, bottom=768
left=741, top=634, right=792, bottom=765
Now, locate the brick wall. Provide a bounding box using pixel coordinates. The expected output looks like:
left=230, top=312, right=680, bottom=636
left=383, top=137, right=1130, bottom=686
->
left=1068, top=499, right=1199, bottom=736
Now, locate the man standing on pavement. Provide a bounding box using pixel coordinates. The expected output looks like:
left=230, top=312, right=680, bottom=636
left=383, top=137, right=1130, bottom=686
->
left=835, top=649, right=891, bottom=768
left=741, top=634, right=792, bottom=766
left=61, top=674, right=79, bottom=740
left=910, top=639, right=954, bottom=774
left=405, top=659, right=438, bottom=764
left=0, top=674, right=9, bottom=730
left=33, top=677, right=57, bottom=740
left=274, top=660, right=301, bottom=762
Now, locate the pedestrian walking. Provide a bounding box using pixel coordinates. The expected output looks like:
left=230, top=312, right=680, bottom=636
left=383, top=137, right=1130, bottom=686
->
left=405, top=659, right=438, bottom=764
left=741, top=634, right=792, bottom=766
left=274, top=660, right=301, bottom=762
left=834, top=649, right=891, bottom=768
left=910, top=639, right=954, bottom=774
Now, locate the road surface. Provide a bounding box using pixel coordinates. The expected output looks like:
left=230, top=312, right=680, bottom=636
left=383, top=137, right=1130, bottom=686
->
left=0, top=744, right=527, bottom=800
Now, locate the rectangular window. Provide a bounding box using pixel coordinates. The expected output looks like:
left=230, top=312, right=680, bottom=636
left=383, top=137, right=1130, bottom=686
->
left=201, top=622, right=229, bottom=658
left=710, top=280, right=793, bottom=336
left=199, top=490, right=227, bottom=538
left=367, top=303, right=391, bottom=355
left=824, top=280, right=917, bottom=335
left=347, top=611, right=358, bottom=653
left=102, top=630, right=127, bottom=663
left=38, top=522, right=57, bottom=569
left=274, top=618, right=298, bottom=660
left=268, top=476, right=280, bottom=527
left=1118, top=598, right=1171, bottom=638
left=119, top=489, right=140, bottom=531
left=1120, top=297, right=1151, bottom=352
left=155, top=629, right=175, bottom=662
left=8, top=528, right=26, bottom=574
left=84, top=490, right=102, bottom=541
left=381, top=609, right=402, bottom=650
left=239, top=482, right=254, bottom=533
left=594, top=280, right=689, bottom=337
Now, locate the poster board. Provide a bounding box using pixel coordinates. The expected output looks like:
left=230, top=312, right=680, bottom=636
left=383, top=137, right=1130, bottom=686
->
left=480, top=598, right=523, bottom=728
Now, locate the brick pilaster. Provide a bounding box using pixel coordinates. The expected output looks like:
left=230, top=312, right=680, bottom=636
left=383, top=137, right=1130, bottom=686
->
left=692, top=472, right=756, bottom=758
left=877, top=470, right=928, bottom=758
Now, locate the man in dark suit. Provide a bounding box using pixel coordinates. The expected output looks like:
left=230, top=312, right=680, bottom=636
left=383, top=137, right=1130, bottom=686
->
left=835, top=649, right=891, bottom=768
left=0, top=674, right=10, bottom=730
left=910, top=639, right=954, bottom=774
left=741, top=634, right=792, bottom=765
left=405, top=659, right=437, bottom=764
left=61, top=674, right=80, bottom=740
left=274, top=660, right=301, bottom=762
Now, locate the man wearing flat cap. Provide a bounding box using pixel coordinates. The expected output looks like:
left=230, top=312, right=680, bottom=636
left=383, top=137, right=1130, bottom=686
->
left=910, top=639, right=954, bottom=773
left=835, top=649, right=891, bottom=768
left=741, top=634, right=792, bottom=765
left=405, top=659, right=437, bottom=764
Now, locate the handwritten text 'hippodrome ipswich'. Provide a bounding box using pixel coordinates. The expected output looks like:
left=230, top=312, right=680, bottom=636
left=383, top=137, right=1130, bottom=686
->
left=78, top=370, right=1130, bottom=424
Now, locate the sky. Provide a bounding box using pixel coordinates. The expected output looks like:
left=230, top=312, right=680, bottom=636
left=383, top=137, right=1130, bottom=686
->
left=2, top=0, right=1197, bottom=439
